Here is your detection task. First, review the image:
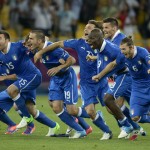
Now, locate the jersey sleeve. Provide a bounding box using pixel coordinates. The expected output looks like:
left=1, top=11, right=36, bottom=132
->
left=16, top=41, right=28, bottom=53
left=141, top=48, right=150, bottom=68
left=54, top=48, right=70, bottom=61
left=63, top=39, right=79, bottom=51
left=116, top=52, right=126, bottom=65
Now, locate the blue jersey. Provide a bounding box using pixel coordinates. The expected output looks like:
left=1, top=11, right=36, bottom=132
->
left=0, top=63, right=14, bottom=86
left=64, top=38, right=99, bottom=83
left=64, top=38, right=108, bottom=107
left=41, top=41, right=71, bottom=73
left=116, top=46, right=150, bottom=82
left=97, top=40, right=126, bottom=76
left=108, top=30, right=126, bottom=46
left=35, top=41, right=78, bottom=104
left=0, top=42, right=41, bottom=77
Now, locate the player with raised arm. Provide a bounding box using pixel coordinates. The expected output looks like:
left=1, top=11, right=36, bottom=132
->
left=27, top=30, right=89, bottom=138
left=33, top=21, right=113, bottom=140
left=86, top=28, right=134, bottom=138
left=92, top=35, right=150, bottom=126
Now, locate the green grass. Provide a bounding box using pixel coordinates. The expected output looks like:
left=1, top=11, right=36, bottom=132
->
left=0, top=95, right=149, bottom=150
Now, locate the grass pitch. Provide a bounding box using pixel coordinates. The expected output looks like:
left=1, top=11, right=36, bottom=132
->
left=0, top=95, right=149, bottom=150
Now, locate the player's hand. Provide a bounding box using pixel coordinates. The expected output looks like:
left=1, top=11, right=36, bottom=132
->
left=86, top=55, right=97, bottom=61
left=47, top=67, right=61, bottom=76
left=92, top=75, right=100, bottom=82
left=0, top=76, right=6, bottom=81
left=147, top=69, right=150, bottom=74
left=34, top=52, right=42, bottom=63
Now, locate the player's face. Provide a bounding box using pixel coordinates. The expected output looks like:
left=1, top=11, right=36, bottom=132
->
left=86, top=33, right=100, bottom=49
left=120, top=43, right=133, bottom=58
left=0, top=34, right=9, bottom=52
left=28, top=33, right=40, bottom=50
left=103, top=23, right=116, bottom=39
left=83, top=23, right=95, bottom=40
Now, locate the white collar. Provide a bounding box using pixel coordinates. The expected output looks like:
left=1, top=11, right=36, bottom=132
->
left=132, top=46, right=137, bottom=58
left=99, top=40, right=106, bottom=52
left=111, top=30, right=121, bottom=42
left=43, top=41, right=48, bottom=49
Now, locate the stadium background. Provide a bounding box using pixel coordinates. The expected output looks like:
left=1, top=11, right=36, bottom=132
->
left=0, top=0, right=150, bottom=94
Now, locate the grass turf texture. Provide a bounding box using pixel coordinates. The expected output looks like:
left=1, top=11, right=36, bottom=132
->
left=0, top=95, right=149, bottom=150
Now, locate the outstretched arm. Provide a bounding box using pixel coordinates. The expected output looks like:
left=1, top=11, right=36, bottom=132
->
left=92, top=60, right=117, bottom=82
left=0, top=74, right=17, bottom=81
left=34, top=41, right=64, bottom=63
left=47, top=56, right=76, bottom=76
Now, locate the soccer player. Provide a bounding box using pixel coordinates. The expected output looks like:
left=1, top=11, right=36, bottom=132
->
left=27, top=30, right=89, bottom=138
left=101, top=17, right=146, bottom=138
left=0, top=30, right=59, bottom=135
left=0, top=63, right=18, bottom=134
left=86, top=28, right=134, bottom=137
left=33, top=20, right=113, bottom=140
left=92, top=35, right=150, bottom=124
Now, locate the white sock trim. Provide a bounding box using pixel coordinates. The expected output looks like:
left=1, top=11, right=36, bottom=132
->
left=57, top=109, right=64, bottom=116
left=94, top=112, right=99, bottom=121
left=121, top=104, right=126, bottom=111
left=12, top=94, right=20, bottom=101
left=77, top=107, right=82, bottom=116
left=34, top=110, right=40, bottom=119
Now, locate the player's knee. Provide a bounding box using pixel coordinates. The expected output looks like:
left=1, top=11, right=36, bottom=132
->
left=104, top=94, right=114, bottom=106
left=66, top=105, right=78, bottom=116
left=132, top=116, right=140, bottom=122
left=115, top=97, right=125, bottom=108
left=26, top=101, right=37, bottom=117
left=7, top=85, right=19, bottom=98
left=86, top=109, right=96, bottom=120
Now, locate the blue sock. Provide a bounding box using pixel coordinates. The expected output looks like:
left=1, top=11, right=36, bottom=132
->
left=123, top=106, right=140, bottom=129
left=35, top=110, right=56, bottom=128
left=139, top=115, right=150, bottom=123
left=57, top=109, right=84, bottom=131
left=118, top=117, right=131, bottom=127
left=93, top=112, right=111, bottom=133
left=0, top=109, right=16, bottom=126
left=78, top=107, right=90, bottom=118
left=13, top=94, right=30, bottom=118
left=77, top=117, right=90, bottom=130
left=16, top=110, right=23, bottom=118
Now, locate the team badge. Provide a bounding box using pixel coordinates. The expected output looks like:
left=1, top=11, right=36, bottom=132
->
left=6, top=69, right=10, bottom=74
left=104, top=56, right=108, bottom=61
left=12, top=55, right=17, bottom=61
left=138, top=60, right=142, bottom=65
left=46, top=56, right=49, bottom=60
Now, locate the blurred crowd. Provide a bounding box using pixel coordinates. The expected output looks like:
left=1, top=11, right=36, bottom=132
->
left=0, top=0, right=150, bottom=41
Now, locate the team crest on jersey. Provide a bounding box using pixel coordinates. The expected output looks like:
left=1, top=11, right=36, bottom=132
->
left=130, top=109, right=134, bottom=115
left=6, top=68, right=10, bottom=74
left=138, top=60, right=142, bottom=65
left=94, top=49, right=98, bottom=53
left=12, top=55, right=17, bottom=61
left=104, top=56, right=108, bottom=61
left=46, top=56, right=49, bottom=60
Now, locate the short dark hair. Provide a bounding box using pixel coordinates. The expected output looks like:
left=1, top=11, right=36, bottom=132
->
left=0, top=30, right=10, bottom=40
left=30, top=30, right=45, bottom=42
left=121, top=36, right=134, bottom=46
left=103, top=17, right=119, bottom=28
left=88, top=20, right=103, bottom=30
